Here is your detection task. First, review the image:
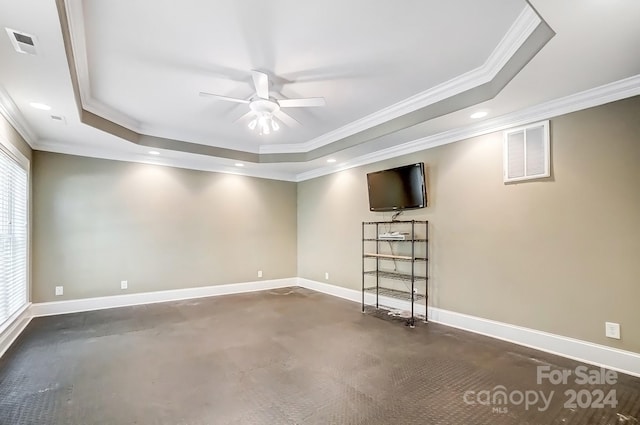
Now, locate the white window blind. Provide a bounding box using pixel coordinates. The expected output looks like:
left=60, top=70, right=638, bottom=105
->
left=0, top=147, right=28, bottom=328
left=503, top=120, right=550, bottom=183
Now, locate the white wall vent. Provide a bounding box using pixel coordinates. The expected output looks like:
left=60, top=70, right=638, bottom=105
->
left=5, top=28, right=38, bottom=55
left=503, top=120, right=550, bottom=183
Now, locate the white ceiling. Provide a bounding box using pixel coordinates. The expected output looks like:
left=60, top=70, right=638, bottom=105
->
left=78, top=0, right=523, bottom=150
left=0, top=0, right=639, bottom=181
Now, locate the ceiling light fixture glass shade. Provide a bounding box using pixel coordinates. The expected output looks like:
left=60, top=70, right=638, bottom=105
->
left=249, top=113, right=280, bottom=135
left=259, top=115, right=270, bottom=135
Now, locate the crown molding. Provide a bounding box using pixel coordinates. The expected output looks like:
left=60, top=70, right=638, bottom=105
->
left=483, top=5, right=542, bottom=77
left=261, top=6, right=541, bottom=155
left=34, top=139, right=298, bottom=181
left=30, top=74, right=639, bottom=183
left=295, top=74, right=640, bottom=182
left=0, top=85, right=37, bottom=148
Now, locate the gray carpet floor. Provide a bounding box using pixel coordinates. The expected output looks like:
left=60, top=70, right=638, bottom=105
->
left=0, top=287, right=638, bottom=424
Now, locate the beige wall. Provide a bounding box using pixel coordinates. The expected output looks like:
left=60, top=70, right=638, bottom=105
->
left=0, top=114, right=33, bottom=162
left=19, top=96, right=640, bottom=352
left=298, top=96, right=640, bottom=353
left=32, top=152, right=297, bottom=302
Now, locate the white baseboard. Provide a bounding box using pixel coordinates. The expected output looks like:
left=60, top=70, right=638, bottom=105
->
left=31, top=278, right=297, bottom=317
left=428, top=308, right=640, bottom=378
left=9, top=277, right=640, bottom=379
left=0, top=303, right=33, bottom=359
left=297, top=278, right=640, bottom=378
left=298, top=277, right=427, bottom=316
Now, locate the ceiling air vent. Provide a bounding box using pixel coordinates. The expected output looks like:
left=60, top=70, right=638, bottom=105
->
left=5, top=28, right=38, bottom=55
left=50, top=115, right=66, bottom=124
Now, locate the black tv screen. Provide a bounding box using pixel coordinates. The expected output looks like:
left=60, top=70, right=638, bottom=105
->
left=367, top=163, right=426, bottom=211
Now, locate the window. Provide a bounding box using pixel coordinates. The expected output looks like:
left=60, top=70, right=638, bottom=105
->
left=0, top=145, right=28, bottom=329
left=503, top=120, right=550, bottom=183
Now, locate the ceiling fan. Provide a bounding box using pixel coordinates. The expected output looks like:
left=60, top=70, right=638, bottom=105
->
left=199, top=70, right=326, bottom=135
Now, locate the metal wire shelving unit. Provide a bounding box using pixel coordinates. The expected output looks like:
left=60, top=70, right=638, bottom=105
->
left=362, top=220, right=428, bottom=327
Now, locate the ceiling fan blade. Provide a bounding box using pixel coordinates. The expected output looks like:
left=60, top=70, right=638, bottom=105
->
left=199, top=92, right=250, bottom=104
left=278, top=97, right=326, bottom=108
left=233, top=110, right=255, bottom=124
left=274, top=110, right=300, bottom=128
left=251, top=70, right=270, bottom=99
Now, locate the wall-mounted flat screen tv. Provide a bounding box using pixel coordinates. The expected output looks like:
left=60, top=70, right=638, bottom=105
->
left=367, top=163, right=427, bottom=211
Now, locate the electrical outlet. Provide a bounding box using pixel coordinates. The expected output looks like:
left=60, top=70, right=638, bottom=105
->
left=605, top=322, right=621, bottom=339
left=55, top=286, right=63, bottom=296
left=257, top=270, right=263, bottom=278
left=325, top=272, right=329, bottom=280
left=120, top=280, right=128, bottom=290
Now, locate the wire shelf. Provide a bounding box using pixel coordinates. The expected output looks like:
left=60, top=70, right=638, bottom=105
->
left=362, top=220, right=428, bottom=224
left=363, top=270, right=427, bottom=282
left=363, top=286, right=426, bottom=302
left=363, top=254, right=428, bottom=262
left=363, top=238, right=428, bottom=242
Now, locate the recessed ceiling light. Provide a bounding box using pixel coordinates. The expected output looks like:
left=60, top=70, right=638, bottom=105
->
left=470, top=111, right=488, bottom=119
left=235, top=163, right=244, bottom=167
left=327, top=158, right=336, bottom=163
left=29, top=102, right=51, bottom=111
left=148, top=150, right=160, bottom=155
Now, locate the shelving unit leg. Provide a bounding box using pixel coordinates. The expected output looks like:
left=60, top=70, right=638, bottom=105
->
left=375, top=222, right=379, bottom=309
left=361, top=222, right=365, bottom=313
left=424, top=221, right=429, bottom=323
left=409, top=220, right=415, bottom=328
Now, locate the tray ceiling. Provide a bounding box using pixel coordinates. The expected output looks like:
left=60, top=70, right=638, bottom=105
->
left=0, top=0, right=639, bottom=180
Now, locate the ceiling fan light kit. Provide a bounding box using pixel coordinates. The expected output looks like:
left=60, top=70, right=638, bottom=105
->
left=248, top=98, right=281, bottom=135
left=200, top=70, right=326, bottom=135
left=248, top=114, right=279, bottom=135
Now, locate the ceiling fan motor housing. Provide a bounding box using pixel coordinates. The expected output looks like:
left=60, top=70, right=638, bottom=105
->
left=249, top=98, right=280, bottom=116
